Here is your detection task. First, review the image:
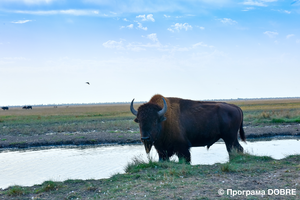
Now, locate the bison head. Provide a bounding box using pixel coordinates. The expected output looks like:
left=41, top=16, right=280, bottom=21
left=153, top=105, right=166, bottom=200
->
left=130, top=98, right=167, bottom=153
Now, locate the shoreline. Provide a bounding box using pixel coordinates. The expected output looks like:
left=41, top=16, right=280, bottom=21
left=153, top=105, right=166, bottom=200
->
left=1, top=124, right=300, bottom=150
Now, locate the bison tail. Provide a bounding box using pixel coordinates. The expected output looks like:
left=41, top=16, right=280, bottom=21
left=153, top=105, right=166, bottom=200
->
left=239, top=121, right=246, bottom=142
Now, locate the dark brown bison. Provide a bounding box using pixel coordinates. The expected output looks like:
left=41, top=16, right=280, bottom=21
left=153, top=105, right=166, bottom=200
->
left=130, top=94, right=246, bottom=163
left=22, top=106, right=32, bottom=109
left=1, top=107, right=9, bottom=110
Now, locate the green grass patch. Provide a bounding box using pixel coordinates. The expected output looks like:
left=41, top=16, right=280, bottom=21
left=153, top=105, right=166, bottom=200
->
left=5, top=186, right=28, bottom=196
left=35, top=181, right=62, bottom=193
left=125, top=156, right=166, bottom=173
left=271, top=117, right=300, bottom=123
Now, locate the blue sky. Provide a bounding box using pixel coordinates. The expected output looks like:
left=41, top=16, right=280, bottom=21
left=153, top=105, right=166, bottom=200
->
left=0, top=0, right=300, bottom=106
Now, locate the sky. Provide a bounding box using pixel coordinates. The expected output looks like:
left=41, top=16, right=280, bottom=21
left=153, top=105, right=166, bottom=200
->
left=0, top=0, right=300, bottom=106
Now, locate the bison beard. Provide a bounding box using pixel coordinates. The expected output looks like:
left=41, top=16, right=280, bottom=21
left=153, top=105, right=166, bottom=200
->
left=130, top=94, right=246, bottom=163
left=142, top=139, right=153, bottom=153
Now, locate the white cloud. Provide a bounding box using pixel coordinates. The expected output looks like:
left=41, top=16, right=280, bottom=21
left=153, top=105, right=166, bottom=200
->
left=126, top=44, right=146, bottom=52
left=242, top=7, right=255, bottom=11
left=136, top=14, right=155, bottom=22
left=297, top=39, right=300, bottom=44
left=264, top=31, right=278, bottom=38
left=168, top=23, right=192, bottom=32
left=11, top=20, right=32, bottom=24
left=6, top=0, right=56, bottom=4
left=196, top=26, right=205, bottom=30
left=123, top=18, right=129, bottom=21
left=164, top=14, right=171, bottom=18
left=102, top=40, right=125, bottom=50
left=121, top=24, right=134, bottom=29
left=146, top=33, right=158, bottom=42
left=273, top=9, right=292, bottom=14
left=146, top=14, right=155, bottom=22
left=0, top=57, right=31, bottom=65
left=218, top=18, right=237, bottom=25
left=136, top=22, right=147, bottom=30
left=102, top=39, right=158, bottom=52
left=242, top=0, right=277, bottom=7
left=193, top=42, right=214, bottom=48
left=13, top=9, right=102, bottom=16
left=286, top=34, right=295, bottom=39
left=167, top=28, right=174, bottom=33
left=243, top=0, right=266, bottom=6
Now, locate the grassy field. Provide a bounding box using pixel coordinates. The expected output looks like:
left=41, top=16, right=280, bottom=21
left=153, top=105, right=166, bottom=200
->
left=229, top=98, right=300, bottom=124
left=0, top=152, right=299, bottom=199
left=0, top=104, right=141, bottom=136
left=1, top=98, right=300, bottom=136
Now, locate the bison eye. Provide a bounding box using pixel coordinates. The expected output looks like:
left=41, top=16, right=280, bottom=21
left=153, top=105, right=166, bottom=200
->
left=134, top=118, right=139, bottom=123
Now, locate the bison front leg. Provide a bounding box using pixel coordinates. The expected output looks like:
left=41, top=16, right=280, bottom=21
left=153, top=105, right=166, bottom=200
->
left=158, top=153, right=168, bottom=161
left=157, top=150, right=170, bottom=162
left=177, top=148, right=191, bottom=164
left=157, top=149, right=175, bottom=162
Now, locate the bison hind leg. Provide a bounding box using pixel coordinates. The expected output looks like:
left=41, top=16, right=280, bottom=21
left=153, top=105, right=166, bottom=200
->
left=232, top=139, right=244, bottom=153
left=224, top=138, right=244, bottom=156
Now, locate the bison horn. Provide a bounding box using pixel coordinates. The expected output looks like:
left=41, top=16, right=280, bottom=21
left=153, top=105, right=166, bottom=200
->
left=130, top=99, right=138, bottom=116
left=157, top=97, right=167, bottom=117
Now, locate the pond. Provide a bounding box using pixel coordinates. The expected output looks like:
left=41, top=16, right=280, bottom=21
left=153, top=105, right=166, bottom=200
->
left=0, top=138, right=299, bottom=189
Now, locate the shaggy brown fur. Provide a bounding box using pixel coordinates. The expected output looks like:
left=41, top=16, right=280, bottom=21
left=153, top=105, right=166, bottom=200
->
left=132, top=94, right=246, bottom=163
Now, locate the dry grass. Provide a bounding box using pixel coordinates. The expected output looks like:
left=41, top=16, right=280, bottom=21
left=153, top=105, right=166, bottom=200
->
left=227, top=98, right=300, bottom=111
left=0, top=103, right=142, bottom=136
left=0, top=103, right=141, bottom=117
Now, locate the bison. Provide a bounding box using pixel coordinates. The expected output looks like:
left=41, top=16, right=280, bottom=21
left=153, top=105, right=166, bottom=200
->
left=22, top=106, right=32, bottom=109
left=1, top=107, right=9, bottom=110
left=130, top=94, right=246, bottom=163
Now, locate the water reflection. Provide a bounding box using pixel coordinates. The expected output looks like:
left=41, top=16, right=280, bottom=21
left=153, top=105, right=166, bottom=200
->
left=0, top=139, right=299, bottom=189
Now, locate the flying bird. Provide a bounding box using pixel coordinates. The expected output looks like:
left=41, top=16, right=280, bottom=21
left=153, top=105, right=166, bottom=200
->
left=86, top=82, right=90, bottom=85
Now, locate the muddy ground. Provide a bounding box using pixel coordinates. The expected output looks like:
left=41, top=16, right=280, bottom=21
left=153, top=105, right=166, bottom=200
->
left=1, top=124, right=300, bottom=149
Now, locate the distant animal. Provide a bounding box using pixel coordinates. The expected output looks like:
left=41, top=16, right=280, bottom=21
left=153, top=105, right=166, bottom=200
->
left=86, top=82, right=90, bottom=85
left=22, top=106, right=32, bottom=109
left=1, top=107, right=9, bottom=110
left=130, top=94, right=246, bottom=163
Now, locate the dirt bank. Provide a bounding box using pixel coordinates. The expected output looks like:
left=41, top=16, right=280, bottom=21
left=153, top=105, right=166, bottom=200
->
left=1, top=124, right=300, bottom=149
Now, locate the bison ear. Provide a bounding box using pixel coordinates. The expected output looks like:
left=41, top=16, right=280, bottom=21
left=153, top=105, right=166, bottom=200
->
left=159, top=116, right=167, bottom=122
left=134, top=118, right=139, bottom=123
